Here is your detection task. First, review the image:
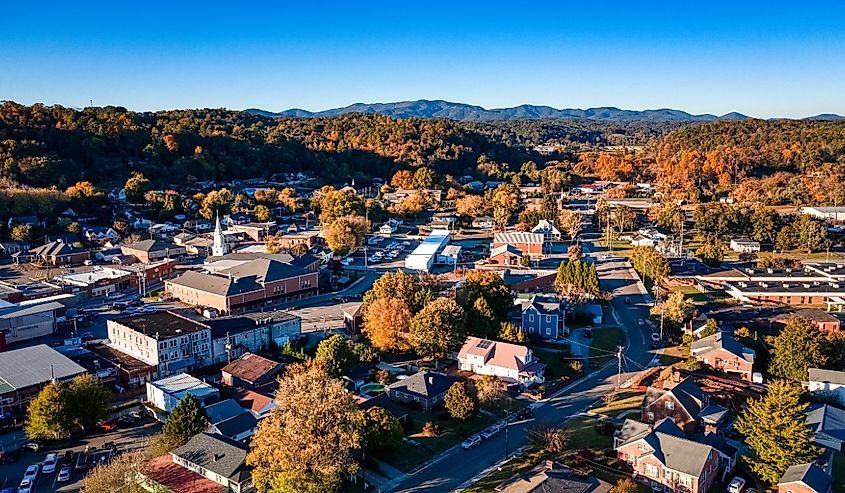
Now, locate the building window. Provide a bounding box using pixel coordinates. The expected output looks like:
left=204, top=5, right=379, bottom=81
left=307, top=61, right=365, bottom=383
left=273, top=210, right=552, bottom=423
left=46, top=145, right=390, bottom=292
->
left=644, top=464, right=659, bottom=477
left=546, top=327, right=551, bottom=335
left=665, top=401, right=675, bottom=410
left=529, top=315, right=534, bottom=322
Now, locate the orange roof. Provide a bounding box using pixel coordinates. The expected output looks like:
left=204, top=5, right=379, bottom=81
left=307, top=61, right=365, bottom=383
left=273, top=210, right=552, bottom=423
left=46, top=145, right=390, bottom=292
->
left=144, top=455, right=226, bottom=493
left=232, top=388, right=274, bottom=414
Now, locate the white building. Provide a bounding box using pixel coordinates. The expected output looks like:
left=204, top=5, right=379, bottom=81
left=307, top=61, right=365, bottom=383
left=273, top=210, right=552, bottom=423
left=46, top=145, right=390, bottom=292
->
left=145, top=373, right=219, bottom=415
left=437, top=245, right=461, bottom=265
left=0, top=300, right=63, bottom=344
left=211, top=213, right=229, bottom=257
left=404, top=229, right=451, bottom=272
left=807, top=368, right=845, bottom=406
left=457, top=336, right=545, bottom=385
left=801, top=206, right=845, bottom=222
left=729, top=238, right=761, bottom=253
left=531, top=219, right=561, bottom=241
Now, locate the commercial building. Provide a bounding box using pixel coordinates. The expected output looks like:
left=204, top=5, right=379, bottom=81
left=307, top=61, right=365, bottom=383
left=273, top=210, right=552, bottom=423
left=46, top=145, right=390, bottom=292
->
left=120, top=239, right=185, bottom=264
left=165, top=257, right=318, bottom=314
left=404, top=229, right=451, bottom=272
left=205, top=310, right=301, bottom=365
left=145, top=373, right=219, bottom=415
left=0, top=345, right=86, bottom=406
left=492, top=232, right=545, bottom=258
left=0, top=300, right=64, bottom=344
left=800, top=206, right=845, bottom=222
left=728, top=238, right=761, bottom=253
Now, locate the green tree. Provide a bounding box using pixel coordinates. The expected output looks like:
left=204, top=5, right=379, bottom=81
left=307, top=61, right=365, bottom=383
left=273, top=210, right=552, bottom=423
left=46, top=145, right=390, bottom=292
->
left=630, top=246, right=670, bottom=284
left=655, top=203, right=684, bottom=234
left=362, top=270, right=432, bottom=316
left=67, top=374, right=110, bottom=432
left=65, top=181, right=106, bottom=213
left=124, top=172, right=152, bottom=203
left=699, top=319, right=719, bottom=337
left=356, top=407, right=403, bottom=454
left=612, top=204, right=637, bottom=232
left=161, top=395, right=209, bottom=450
left=750, top=205, right=779, bottom=243
left=409, top=298, right=466, bottom=359
left=314, top=335, right=356, bottom=377
left=555, top=259, right=601, bottom=298
left=735, top=380, right=820, bottom=484
left=444, top=381, right=477, bottom=420
left=25, top=382, right=72, bottom=441
left=457, top=270, right=515, bottom=337
left=696, top=240, right=724, bottom=267
left=792, top=215, right=829, bottom=253
left=769, top=317, right=828, bottom=381
left=498, top=322, right=528, bottom=344
left=650, top=291, right=694, bottom=327
left=411, top=167, right=439, bottom=189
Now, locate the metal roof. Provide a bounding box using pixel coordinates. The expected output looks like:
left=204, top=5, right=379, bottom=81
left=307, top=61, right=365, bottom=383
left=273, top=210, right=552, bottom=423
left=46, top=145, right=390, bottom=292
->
left=0, top=345, right=86, bottom=392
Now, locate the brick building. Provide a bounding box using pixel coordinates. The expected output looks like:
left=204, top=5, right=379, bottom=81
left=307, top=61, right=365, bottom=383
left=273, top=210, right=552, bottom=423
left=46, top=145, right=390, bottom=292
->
left=690, top=332, right=755, bottom=381
left=778, top=463, right=832, bottom=493
left=642, top=372, right=707, bottom=434
left=492, top=232, right=545, bottom=258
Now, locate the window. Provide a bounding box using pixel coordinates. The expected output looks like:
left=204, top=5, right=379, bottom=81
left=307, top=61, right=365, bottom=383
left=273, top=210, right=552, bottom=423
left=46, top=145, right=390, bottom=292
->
left=678, top=475, right=692, bottom=487
left=644, top=464, right=659, bottom=477
left=638, top=442, right=648, bottom=451
left=665, top=401, right=675, bottom=410
left=647, top=411, right=654, bottom=421
left=546, top=315, right=551, bottom=323
left=546, top=327, right=551, bottom=335
left=529, top=315, right=534, bottom=322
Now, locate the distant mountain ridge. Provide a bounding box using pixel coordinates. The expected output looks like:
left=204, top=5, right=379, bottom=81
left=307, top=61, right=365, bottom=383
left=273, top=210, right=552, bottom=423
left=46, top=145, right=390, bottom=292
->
left=246, top=99, right=753, bottom=121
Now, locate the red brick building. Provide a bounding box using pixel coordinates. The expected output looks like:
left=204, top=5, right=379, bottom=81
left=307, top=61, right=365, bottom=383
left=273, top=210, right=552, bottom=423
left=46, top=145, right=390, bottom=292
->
left=492, top=232, right=545, bottom=258
left=690, top=332, right=755, bottom=381
left=642, top=372, right=707, bottom=434
left=489, top=244, right=524, bottom=265
left=778, top=463, right=833, bottom=493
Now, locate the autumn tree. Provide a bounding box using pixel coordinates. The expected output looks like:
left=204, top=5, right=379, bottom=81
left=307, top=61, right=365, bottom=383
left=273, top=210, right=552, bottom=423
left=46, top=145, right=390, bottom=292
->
left=650, top=292, right=694, bottom=328
left=457, top=270, right=515, bottom=338
left=312, top=186, right=365, bottom=224
left=769, top=317, right=829, bottom=381
left=609, top=478, right=640, bottom=493
left=735, top=380, right=820, bottom=484
left=696, top=240, right=724, bottom=267
left=67, top=374, right=110, bottom=432
left=11, top=223, right=33, bottom=241
left=456, top=194, right=486, bottom=219
left=409, top=298, right=466, bottom=359
left=356, top=406, right=403, bottom=454
left=161, top=395, right=209, bottom=451
left=474, top=375, right=506, bottom=405
left=444, top=381, right=477, bottom=420
left=25, top=382, right=72, bottom=440
left=390, top=169, right=414, bottom=189
left=498, top=322, right=528, bottom=344
left=362, top=270, right=433, bottom=316
left=66, top=181, right=106, bottom=213
left=124, top=172, right=152, bottom=203
left=389, top=192, right=430, bottom=218
left=198, top=188, right=233, bottom=220
left=362, top=297, right=412, bottom=352
left=248, top=364, right=360, bottom=493
left=526, top=425, right=569, bottom=453
left=324, top=215, right=369, bottom=256
left=558, top=209, right=582, bottom=240
left=81, top=451, right=149, bottom=493
left=254, top=204, right=271, bottom=222
left=612, top=204, right=637, bottom=233
left=630, top=246, right=670, bottom=284
left=411, top=166, right=439, bottom=189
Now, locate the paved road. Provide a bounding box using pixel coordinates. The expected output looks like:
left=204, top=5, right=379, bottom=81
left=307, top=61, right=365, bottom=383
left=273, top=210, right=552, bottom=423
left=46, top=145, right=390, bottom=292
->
left=390, top=231, right=656, bottom=493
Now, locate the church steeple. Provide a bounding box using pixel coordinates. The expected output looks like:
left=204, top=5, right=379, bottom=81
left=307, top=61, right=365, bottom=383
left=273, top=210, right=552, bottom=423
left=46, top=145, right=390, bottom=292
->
left=212, top=211, right=226, bottom=257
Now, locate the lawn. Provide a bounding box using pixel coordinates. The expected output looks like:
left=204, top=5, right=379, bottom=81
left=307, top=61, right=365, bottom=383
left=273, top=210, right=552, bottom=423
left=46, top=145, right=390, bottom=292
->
left=589, top=326, right=624, bottom=368
left=462, top=450, right=547, bottom=493
left=406, top=409, right=497, bottom=454
left=567, top=416, right=614, bottom=450
left=589, top=391, right=645, bottom=418
left=382, top=440, right=433, bottom=473
left=658, top=344, right=688, bottom=367
left=534, top=347, right=579, bottom=381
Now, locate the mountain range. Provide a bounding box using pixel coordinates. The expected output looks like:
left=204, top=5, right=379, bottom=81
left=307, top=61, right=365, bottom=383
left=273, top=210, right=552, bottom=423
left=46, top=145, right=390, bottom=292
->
left=246, top=100, right=844, bottom=122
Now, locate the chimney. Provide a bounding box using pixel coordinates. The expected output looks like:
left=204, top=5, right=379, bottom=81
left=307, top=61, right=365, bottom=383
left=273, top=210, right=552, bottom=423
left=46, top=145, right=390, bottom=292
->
left=213, top=453, right=223, bottom=461
left=545, top=459, right=559, bottom=470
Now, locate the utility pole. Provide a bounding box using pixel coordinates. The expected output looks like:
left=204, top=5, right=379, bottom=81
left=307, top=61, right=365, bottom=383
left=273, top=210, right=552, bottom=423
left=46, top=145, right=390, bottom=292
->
left=616, top=346, right=623, bottom=389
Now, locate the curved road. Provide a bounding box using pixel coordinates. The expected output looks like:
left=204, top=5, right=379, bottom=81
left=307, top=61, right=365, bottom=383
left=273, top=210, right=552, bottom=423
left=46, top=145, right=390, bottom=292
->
left=390, top=233, right=657, bottom=493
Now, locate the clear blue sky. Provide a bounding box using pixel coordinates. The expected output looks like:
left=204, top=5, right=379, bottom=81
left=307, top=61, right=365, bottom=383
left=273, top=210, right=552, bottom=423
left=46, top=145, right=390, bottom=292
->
left=2, top=1, right=844, bottom=118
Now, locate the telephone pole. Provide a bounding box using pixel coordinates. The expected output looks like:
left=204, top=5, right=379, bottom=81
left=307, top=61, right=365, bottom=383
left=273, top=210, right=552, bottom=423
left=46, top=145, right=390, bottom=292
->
left=616, top=346, right=623, bottom=389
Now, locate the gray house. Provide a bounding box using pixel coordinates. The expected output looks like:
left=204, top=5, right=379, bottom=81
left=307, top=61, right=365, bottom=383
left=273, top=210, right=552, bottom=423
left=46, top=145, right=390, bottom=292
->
left=387, top=371, right=457, bottom=411
left=521, top=296, right=566, bottom=340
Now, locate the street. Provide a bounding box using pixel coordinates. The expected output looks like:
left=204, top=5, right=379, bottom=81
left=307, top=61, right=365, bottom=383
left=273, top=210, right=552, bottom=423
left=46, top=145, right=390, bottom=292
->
left=389, top=228, right=656, bottom=492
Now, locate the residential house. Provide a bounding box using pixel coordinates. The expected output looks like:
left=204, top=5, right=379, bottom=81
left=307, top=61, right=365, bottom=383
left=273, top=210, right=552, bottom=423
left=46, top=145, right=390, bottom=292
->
left=773, top=309, right=841, bottom=332
left=387, top=371, right=457, bottom=411
left=615, top=418, right=723, bottom=493
left=222, top=213, right=252, bottom=226
left=145, top=373, right=219, bottom=416
left=531, top=219, right=561, bottom=241
left=493, top=232, right=546, bottom=258
left=521, top=295, right=566, bottom=340
left=642, top=371, right=707, bottom=434
left=495, top=462, right=598, bottom=493
left=143, top=433, right=252, bottom=493
left=165, top=258, right=318, bottom=315
left=729, top=238, right=761, bottom=253
left=697, top=404, right=732, bottom=435
left=226, top=222, right=277, bottom=242
left=777, top=463, right=833, bottom=493
left=690, top=332, right=755, bottom=381
left=27, top=240, right=90, bottom=266
left=120, top=239, right=185, bottom=264
left=84, top=227, right=121, bottom=244
left=472, top=216, right=495, bottom=229
left=0, top=241, right=30, bottom=256
left=457, top=336, right=545, bottom=385
left=221, top=352, right=284, bottom=389
left=489, top=244, right=524, bottom=266
left=232, top=388, right=276, bottom=419
left=807, top=368, right=845, bottom=406
left=805, top=403, right=845, bottom=452
left=205, top=399, right=258, bottom=442
left=7, top=216, right=43, bottom=230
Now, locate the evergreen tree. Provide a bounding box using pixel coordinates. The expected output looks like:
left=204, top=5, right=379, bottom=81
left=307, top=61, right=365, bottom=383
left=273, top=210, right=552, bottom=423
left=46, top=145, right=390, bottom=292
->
left=769, top=317, right=828, bottom=381
left=735, top=380, right=820, bottom=484
left=25, top=382, right=73, bottom=441
left=161, top=395, right=209, bottom=450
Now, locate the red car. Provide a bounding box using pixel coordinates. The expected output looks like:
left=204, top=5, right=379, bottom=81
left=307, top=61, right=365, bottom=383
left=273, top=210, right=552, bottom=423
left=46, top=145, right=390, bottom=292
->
left=97, top=420, right=118, bottom=431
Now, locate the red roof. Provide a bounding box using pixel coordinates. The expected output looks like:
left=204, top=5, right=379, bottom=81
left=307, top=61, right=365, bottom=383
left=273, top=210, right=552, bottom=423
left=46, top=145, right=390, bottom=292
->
left=144, top=455, right=225, bottom=493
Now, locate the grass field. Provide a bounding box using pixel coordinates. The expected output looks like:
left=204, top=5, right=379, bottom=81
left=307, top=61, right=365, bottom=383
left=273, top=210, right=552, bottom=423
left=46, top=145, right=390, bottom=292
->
left=589, top=391, right=645, bottom=417
left=406, top=410, right=497, bottom=454
left=534, top=347, right=579, bottom=380
left=589, top=326, right=624, bottom=368
left=567, top=416, right=615, bottom=450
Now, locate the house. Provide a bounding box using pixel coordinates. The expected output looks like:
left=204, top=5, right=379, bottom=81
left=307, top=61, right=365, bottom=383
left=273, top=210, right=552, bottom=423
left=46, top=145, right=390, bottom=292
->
left=205, top=399, right=258, bottom=442
left=226, top=222, right=277, bottom=242
left=83, top=227, right=121, bottom=244
left=807, top=368, right=845, bottom=406
left=387, top=371, right=457, bottom=411
left=378, top=219, right=402, bottom=236
left=149, top=433, right=252, bottom=493
left=615, top=418, right=723, bottom=493
left=108, top=312, right=213, bottom=377
left=805, top=403, right=845, bottom=452
left=697, top=404, right=732, bottom=435
left=165, top=258, right=318, bottom=315
left=145, top=373, right=219, bottom=416
left=222, top=213, right=252, bottom=226
left=457, top=336, right=545, bottom=385
left=690, top=332, right=755, bottom=381
left=777, top=463, right=833, bottom=493
left=108, top=188, right=126, bottom=201
left=0, top=241, right=29, bottom=256
left=0, top=345, right=86, bottom=407
left=221, top=352, right=284, bottom=389
left=729, top=238, right=761, bottom=253
left=120, top=239, right=185, bottom=264
left=521, top=295, right=566, bottom=340
left=629, top=234, right=659, bottom=247
left=642, top=371, right=707, bottom=434
left=531, top=219, right=561, bottom=241
left=27, top=239, right=90, bottom=266
left=490, top=244, right=524, bottom=266
left=7, top=216, right=43, bottom=230
left=495, top=461, right=598, bottom=493
left=472, top=216, right=495, bottom=229
left=800, top=206, right=845, bottom=222
left=773, top=309, right=841, bottom=332
left=492, top=232, right=545, bottom=258
left=232, top=388, right=276, bottom=419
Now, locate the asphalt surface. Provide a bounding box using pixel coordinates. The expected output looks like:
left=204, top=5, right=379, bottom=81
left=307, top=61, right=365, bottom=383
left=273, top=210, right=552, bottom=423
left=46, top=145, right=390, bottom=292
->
left=390, top=230, right=656, bottom=493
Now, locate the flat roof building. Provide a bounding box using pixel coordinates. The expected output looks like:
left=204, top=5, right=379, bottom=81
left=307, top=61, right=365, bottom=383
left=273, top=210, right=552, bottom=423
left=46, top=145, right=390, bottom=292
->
left=0, top=344, right=86, bottom=406
left=405, top=229, right=451, bottom=272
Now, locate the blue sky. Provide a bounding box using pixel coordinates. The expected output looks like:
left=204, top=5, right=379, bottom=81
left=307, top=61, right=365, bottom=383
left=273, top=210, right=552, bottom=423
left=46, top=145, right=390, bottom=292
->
left=2, top=1, right=844, bottom=118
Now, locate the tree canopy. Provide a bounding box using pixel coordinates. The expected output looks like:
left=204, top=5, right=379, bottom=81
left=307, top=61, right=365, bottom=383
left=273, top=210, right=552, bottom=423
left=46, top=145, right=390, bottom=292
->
left=769, top=317, right=829, bottom=381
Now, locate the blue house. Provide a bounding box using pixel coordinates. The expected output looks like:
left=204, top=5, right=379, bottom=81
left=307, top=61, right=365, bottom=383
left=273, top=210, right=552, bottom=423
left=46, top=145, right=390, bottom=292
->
left=521, top=296, right=567, bottom=340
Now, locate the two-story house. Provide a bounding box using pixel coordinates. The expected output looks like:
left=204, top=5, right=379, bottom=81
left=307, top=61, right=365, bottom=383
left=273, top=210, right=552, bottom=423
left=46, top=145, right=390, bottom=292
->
left=642, top=371, right=707, bottom=434
left=457, top=336, right=545, bottom=385
left=531, top=219, right=562, bottom=241
left=778, top=463, right=833, bottom=493
left=615, top=418, right=722, bottom=493
left=805, top=403, right=845, bottom=452
left=690, top=332, right=755, bottom=381
left=807, top=368, right=845, bottom=406
left=521, top=295, right=566, bottom=340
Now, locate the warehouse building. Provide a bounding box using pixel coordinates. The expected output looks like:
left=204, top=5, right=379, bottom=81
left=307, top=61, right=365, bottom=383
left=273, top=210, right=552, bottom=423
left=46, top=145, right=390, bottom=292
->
left=404, top=229, right=451, bottom=272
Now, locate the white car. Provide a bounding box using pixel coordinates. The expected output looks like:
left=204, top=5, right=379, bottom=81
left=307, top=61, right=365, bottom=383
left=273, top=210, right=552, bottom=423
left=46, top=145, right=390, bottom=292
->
left=57, top=466, right=72, bottom=482
left=42, top=452, right=59, bottom=473
left=19, top=479, right=34, bottom=493
left=23, top=464, right=39, bottom=481
left=461, top=434, right=482, bottom=450
left=728, top=477, right=746, bottom=493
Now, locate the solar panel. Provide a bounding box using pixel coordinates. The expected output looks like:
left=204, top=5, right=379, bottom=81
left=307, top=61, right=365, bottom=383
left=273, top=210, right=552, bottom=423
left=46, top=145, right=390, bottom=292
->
left=476, top=340, right=492, bottom=349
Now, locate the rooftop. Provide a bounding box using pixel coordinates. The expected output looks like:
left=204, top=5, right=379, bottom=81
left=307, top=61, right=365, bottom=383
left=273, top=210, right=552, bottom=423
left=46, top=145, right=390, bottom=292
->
left=494, top=231, right=545, bottom=245
left=122, top=239, right=176, bottom=253
left=172, top=433, right=250, bottom=483
left=778, top=463, right=832, bottom=492
left=0, top=345, right=86, bottom=394
left=114, top=311, right=208, bottom=338
left=388, top=371, right=456, bottom=399
left=144, top=455, right=225, bottom=493
left=149, top=373, right=218, bottom=400
left=221, top=353, right=283, bottom=384
left=808, top=367, right=845, bottom=385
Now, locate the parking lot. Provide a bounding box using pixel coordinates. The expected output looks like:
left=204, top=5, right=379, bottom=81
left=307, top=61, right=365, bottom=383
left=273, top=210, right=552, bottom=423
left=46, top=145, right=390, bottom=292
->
left=0, top=417, right=160, bottom=493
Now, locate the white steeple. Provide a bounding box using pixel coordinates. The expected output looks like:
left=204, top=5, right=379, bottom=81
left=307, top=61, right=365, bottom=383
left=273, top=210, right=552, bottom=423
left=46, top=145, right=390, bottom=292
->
left=212, top=211, right=227, bottom=257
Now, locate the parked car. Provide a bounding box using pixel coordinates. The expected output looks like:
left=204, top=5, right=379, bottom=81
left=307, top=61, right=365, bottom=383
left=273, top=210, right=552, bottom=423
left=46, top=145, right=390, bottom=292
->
left=98, top=420, right=118, bottom=431
left=637, top=318, right=645, bottom=326
left=22, top=442, right=40, bottom=453
left=0, top=447, right=20, bottom=464
left=728, top=477, right=746, bottom=493
left=480, top=426, right=501, bottom=439
left=57, top=466, right=72, bottom=483
left=461, top=435, right=482, bottom=450
left=22, top=464, right=39, bottom=482
left=42, top=453, right=59, bottom=473
left=18, top=480, right=32, bottom=493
